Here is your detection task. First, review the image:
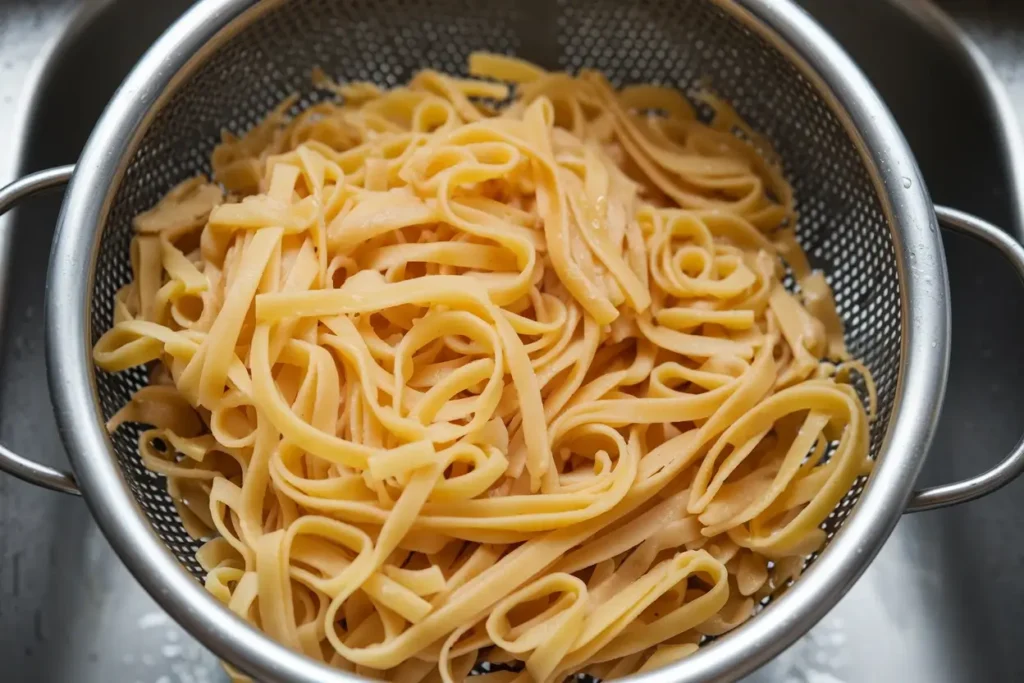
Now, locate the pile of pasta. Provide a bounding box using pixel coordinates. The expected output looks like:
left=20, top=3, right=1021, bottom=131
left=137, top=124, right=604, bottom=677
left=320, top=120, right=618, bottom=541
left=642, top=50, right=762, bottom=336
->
left=94, top=53, right=874, bottom=682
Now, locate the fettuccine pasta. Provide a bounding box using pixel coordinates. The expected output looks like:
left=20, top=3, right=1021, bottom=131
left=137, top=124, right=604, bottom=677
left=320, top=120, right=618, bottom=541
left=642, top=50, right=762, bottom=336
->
left=94, top=53, right=874, bottom=682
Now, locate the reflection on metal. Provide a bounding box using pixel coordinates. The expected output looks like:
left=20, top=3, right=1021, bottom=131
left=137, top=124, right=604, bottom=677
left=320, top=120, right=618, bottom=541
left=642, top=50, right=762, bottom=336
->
left=0, top=0, right=1022, bottom=681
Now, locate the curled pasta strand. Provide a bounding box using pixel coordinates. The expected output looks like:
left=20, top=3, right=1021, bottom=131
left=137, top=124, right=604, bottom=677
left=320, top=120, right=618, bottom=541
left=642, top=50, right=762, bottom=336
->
left=93, top=53, right=874, bottom=681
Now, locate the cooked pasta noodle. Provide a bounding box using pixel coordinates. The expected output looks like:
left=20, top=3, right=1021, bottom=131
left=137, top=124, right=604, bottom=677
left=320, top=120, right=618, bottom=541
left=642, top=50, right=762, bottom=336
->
left=94, top=53, right=874, bottom=682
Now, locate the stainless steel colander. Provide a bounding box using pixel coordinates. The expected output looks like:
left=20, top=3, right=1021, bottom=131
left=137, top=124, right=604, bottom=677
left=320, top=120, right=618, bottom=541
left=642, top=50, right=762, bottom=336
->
left=1, top=0, right=1024, bottom=681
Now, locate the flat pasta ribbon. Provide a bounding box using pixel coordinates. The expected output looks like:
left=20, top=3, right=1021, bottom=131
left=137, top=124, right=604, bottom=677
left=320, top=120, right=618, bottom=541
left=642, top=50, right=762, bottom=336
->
left=93, top=52, right=874, bottom=682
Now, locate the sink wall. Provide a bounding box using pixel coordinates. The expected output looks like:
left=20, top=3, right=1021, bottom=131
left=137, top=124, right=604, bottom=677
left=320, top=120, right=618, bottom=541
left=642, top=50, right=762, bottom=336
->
left=1, top=1, right=1023, bottom=681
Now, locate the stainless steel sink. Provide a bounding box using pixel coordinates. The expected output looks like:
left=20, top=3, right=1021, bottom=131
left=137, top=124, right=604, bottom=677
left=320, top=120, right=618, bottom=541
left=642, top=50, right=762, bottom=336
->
left=2, top=0, right=1024, bottom=681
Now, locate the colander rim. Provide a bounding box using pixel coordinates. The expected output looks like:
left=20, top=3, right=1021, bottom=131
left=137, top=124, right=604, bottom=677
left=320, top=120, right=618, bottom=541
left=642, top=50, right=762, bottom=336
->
left=44, top=0, right=950, bottom=681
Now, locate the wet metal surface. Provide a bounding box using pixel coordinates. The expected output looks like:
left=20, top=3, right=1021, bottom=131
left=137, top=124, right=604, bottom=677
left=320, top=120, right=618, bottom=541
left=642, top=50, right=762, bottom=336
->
left=1, top=0, right=1023, bottom=680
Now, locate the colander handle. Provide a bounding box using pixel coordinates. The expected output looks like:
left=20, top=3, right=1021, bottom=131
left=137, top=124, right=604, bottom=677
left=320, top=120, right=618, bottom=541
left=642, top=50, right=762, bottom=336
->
left=905, top=205, right=1024, bottom=512
left=0, top=165, right=80, bottom=495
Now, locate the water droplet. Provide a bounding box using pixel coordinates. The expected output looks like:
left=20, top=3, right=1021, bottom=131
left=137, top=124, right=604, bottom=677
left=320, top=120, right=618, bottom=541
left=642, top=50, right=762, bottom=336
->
left=161, top=644, right=183, bottom=658
left=138, top=612, right=169, bottom=629
left=901, top=176, right=911, bottom=189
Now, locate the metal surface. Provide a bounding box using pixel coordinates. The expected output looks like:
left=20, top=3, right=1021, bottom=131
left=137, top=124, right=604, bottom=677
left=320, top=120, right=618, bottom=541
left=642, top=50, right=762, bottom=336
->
left=1, top=0, right=1024, bottom=682
left=42, top=0, right=946, bottom=680
left=900, top=205, right=1024, bottom=512
left=935, top=0, right=1024, bottom=231
left=904, top=0, right=1024, bottom=241
left=0, top=166, right=78, bottom=495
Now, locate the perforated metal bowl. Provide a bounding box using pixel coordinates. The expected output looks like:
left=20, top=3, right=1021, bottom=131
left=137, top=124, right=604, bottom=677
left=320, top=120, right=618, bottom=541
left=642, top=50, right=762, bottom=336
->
left=1, top=0, right=1023, bottom=681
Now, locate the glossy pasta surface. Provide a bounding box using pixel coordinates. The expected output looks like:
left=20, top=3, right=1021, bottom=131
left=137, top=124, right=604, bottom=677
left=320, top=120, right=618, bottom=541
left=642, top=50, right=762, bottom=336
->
left=94, top=54, right=873, bottom=682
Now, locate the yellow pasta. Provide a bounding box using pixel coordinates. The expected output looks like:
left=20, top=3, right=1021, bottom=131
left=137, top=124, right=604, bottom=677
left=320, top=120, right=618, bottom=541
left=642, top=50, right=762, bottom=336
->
left=94, top=53, right=874, bottom=682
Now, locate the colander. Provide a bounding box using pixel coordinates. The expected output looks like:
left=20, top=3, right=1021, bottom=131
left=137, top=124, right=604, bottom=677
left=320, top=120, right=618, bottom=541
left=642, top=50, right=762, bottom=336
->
left=1, top=0, right=1023, bottom=681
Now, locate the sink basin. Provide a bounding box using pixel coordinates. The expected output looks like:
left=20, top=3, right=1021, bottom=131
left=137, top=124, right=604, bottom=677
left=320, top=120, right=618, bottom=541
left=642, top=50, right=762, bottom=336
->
left=2, top=0, right=1023, bottom=680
